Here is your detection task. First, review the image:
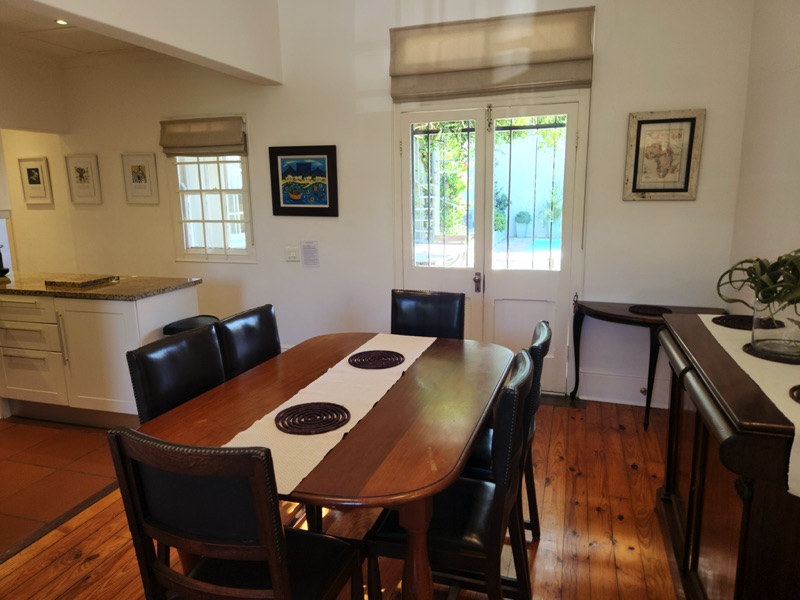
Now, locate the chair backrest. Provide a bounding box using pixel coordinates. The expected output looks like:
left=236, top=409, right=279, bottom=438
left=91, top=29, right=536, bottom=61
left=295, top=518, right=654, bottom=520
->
left=107, top=428, right=291, bottom=599
left=489, top=349, right=533, bottom=526
left=215, top=304, right=282, bottom=380
left=524, top=320, right=552, bottom=444
left=390, top=289, right=466, bottom=339
left=126, top=324, right=226, bottom=424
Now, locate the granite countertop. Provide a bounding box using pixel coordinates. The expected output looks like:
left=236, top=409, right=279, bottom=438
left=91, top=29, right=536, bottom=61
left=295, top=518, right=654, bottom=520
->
left=0, top=273, right=202, bottom=301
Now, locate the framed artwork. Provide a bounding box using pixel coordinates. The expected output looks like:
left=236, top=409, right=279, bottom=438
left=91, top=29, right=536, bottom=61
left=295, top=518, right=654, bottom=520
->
left=623, top=109, right=706, bottom=201
left=18, top=157, right=53, bottom=205
left=269, top=145, right=338, bottom=216
left=122, top=153, right=159, bottom=204
left=65, top=154, right=102, bottom=204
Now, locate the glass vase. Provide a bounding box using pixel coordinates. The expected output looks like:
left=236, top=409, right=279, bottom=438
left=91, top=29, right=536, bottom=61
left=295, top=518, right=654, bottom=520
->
left=751, top=300, right=800, bottom=362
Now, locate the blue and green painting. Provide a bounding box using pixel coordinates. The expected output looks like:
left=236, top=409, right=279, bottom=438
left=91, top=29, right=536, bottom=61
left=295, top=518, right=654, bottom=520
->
left=279, top=155, right=329, bottom=206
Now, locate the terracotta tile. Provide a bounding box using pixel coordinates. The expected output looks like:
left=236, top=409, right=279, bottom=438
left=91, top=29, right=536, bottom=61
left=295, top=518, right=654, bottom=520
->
left=10, top=428, right=107, bottom=468
left=0, top=460, right=54, bottom=500
left=0, top=423, right=60, bottom=460
left=65, top=444, right=116, bottom=478
left=1, top=470, right=115, bottom=522
left=0, top=514, right=44, bottom=554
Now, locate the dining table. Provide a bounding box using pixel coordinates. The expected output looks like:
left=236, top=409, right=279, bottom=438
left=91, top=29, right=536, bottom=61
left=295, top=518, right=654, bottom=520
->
left=137, top=331, right=515, bottom=600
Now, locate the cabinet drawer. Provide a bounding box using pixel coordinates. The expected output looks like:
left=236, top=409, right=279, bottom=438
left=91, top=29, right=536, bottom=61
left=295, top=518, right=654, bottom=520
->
left=0, top=320, right=62, bottom=352
left=0, top=295, right=56, bottom=323
left=0, top=348, right=68, bottom=405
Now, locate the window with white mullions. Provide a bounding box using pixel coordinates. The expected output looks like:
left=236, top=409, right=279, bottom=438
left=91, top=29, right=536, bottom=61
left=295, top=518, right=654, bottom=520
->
left=174, top=155, right=252, bottom=259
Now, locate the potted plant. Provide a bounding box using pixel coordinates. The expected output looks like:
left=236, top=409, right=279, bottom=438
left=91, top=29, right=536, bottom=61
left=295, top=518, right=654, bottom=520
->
left=514, top=210, right=532, bottom=238
left=716, top=247, right=800, bottom=360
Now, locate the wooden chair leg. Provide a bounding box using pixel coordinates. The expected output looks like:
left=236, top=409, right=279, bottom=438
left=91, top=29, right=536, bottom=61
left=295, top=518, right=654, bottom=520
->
left=509, top=499, right=532, bottom=600
left=524, top=451, right=541, bottom=539
left=306, top=504, right=323, bottom=532
left=367, top=552, right=383, bottom=600
left=350, top=552, right=364, bottom=600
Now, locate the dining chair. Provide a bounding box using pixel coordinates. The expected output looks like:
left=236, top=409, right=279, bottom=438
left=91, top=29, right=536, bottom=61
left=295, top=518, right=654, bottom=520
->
left=464, top=320, right=552, bottom=538
left=215, top=304, right=282, bottom=380
left=390, top=289, right=466, bottom=339
left=126, top=324, right=226, bottom=424
left=365, top=349, right=533, bottom=600
left=107, top=428, right=363, bottom=600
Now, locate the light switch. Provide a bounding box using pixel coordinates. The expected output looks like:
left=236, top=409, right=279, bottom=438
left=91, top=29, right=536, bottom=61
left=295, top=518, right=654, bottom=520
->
left=284, top=246, right=299, bottom=262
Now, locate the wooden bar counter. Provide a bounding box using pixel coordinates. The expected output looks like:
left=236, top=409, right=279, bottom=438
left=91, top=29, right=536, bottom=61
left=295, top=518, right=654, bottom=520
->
left=658, top=314, right=800, bottom=600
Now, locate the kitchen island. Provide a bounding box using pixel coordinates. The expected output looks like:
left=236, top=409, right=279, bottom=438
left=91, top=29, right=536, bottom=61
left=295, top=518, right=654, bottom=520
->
left=0, top=273, right=202, bottom=423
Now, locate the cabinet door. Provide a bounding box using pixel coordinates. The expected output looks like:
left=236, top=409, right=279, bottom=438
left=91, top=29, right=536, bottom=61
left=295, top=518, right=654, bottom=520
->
left=55, top=298, right=140, bottom=414
left=0, top=348, right=68, bottom=405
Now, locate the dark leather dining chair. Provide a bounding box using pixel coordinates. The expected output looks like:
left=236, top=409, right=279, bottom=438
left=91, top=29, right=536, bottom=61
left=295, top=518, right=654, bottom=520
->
left=107, top=428, right=363, bottom=600
left=390, top=289, right=466, bottom=339
left=464, top=320, right=552, bottom=538
left=215, top=304, right=282, bottom=380
left=365, top=349, right=533, bottom=600
left=126, top=324, right=226, bottom=424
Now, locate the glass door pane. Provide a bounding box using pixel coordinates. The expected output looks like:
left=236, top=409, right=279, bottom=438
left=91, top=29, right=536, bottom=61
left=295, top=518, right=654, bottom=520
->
left=492, top=114, right=567, bottom=271
left=410, top=120, right=475, bottom=269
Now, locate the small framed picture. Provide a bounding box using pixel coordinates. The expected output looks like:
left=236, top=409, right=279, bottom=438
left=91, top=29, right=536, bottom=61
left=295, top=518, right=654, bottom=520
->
left=623, top=109, right=706, bottom=201
left=18, top=157, right=53, bottom=205
left=269, top=145, right=338, bottom=217
left=122, top=153, right=159, bottom=204
left=65, top=154, right=102, bottom=204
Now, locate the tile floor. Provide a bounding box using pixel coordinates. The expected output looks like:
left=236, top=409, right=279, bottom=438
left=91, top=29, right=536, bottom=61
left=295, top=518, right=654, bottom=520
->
left=0, top=417, right=117, bottom=562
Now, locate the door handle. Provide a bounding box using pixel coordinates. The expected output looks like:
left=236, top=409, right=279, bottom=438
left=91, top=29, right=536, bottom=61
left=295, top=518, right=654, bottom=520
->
left=473, top=272, right=482, bottom=292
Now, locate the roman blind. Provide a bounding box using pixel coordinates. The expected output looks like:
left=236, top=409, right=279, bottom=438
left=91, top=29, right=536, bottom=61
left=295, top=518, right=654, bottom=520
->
left=159, top=116, right=247, bottom=156
left=390, top=7, right=595, bottom=102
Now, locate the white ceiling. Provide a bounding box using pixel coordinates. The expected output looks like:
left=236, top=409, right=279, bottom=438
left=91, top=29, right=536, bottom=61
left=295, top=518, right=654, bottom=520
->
left=0, top=2, right=137, bottom=59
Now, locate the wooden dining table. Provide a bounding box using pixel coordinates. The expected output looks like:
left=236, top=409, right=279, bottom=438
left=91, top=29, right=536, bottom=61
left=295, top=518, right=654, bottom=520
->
left=138, top=331, right=514, bottom=600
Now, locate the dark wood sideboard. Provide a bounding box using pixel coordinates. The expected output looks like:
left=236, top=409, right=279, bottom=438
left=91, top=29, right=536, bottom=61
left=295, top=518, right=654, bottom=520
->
left=658, top=314, right=800, bottom=600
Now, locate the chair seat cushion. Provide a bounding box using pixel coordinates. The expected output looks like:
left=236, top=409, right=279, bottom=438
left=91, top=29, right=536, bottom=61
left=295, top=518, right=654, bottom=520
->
left=370, top=477, right=495, bottom=553
left=187, top=527, right=357, bottom=599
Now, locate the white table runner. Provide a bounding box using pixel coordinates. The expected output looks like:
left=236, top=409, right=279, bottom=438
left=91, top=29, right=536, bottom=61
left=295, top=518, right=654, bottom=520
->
left=224, top=333, right=435, bottom=493
left=699, top=315, right=800, bottom=495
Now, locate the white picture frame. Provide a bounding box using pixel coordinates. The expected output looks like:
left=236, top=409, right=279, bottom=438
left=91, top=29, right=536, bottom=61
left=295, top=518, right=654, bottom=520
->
left=18, top=157, right=53, bottom=205
left=65, top=154, right=102, bottom=204
left=122, top=152, right=159, bottom=204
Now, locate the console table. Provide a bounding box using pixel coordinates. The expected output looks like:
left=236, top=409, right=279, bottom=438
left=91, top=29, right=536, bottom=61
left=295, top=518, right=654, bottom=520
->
left=570, top=297, right=722, bottom=428
left=658, top=314, right=800, bottom=600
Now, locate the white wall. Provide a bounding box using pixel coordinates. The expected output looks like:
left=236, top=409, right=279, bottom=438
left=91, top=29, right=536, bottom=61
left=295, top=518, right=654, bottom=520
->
left=0, top=0, right=789, bottom=410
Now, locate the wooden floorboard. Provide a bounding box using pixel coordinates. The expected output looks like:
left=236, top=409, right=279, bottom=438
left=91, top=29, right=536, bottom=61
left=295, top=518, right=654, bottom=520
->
left=0, top=401, right=680, bottom=599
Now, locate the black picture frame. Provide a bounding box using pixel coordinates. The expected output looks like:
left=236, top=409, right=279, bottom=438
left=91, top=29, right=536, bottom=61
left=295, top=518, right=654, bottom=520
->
left=269, top=145, right=338, bottom=216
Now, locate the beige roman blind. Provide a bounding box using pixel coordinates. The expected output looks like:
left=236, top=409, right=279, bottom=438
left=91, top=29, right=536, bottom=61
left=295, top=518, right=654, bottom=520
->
left=159, top=116, right=247, bottom=156
left=390, top=7, right=595, bottom=102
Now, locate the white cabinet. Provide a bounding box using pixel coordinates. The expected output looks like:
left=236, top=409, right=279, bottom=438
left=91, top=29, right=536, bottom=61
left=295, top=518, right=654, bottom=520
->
left=0, top=296, right=68, bottom=405
left=0, top=285, right=198, bottom=415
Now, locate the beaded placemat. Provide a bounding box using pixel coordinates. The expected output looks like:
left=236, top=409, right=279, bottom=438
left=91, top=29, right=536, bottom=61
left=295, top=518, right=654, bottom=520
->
left=790, top=385, right=800, bottom=404
left=629, top=304, right=673, bottom=316
left=712, top=314, right=753, bottom=330
left=275, top=402, right=351, bottom=435
left=348, top=350, right=405, bottom=369
left=743, top=343, right=800, bottom=365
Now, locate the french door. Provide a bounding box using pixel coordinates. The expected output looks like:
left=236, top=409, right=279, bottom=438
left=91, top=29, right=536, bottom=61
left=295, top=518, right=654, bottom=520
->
left=396, top=92, right=589, bottom=393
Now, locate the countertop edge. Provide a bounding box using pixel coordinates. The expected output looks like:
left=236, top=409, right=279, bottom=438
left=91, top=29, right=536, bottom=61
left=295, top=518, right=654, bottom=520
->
left=0, top=276, right=202, bottom=301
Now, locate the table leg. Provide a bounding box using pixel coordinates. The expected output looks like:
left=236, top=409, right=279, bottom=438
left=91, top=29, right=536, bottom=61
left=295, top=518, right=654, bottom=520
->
left=398, top=498, right=434, bottom=600
left=644, top=326, right=660, bottom=430
left=569, top=309, right=585, bottom=402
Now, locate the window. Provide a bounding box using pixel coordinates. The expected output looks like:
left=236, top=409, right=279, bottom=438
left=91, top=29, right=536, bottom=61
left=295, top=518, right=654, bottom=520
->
left=171, top=155, right=253, bottom=261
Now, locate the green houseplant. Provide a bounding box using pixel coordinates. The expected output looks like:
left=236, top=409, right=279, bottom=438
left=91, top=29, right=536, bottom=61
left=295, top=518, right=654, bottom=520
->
left=716, top=247, right=800, bottom=359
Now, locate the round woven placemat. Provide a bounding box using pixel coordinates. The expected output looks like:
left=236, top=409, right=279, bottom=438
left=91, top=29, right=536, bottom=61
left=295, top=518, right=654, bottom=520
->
left=742, top=343, right=800, bottom=365
left=348, top=350, right=405, bottom=369
left=712, top=314, right=754, bottom=330
left=275, top=402, right=351, bottom=435
left=790, top=385, right=800, bottom=404
left=629, top=304, right=673, bottom=316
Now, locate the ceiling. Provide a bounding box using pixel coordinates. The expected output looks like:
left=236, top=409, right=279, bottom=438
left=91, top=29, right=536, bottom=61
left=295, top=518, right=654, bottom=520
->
left=0, top=2, right=137, bottom=59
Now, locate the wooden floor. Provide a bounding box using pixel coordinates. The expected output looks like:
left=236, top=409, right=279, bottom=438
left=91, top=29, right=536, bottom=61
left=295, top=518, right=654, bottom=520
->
left=0, top=400, right=680, bottom=599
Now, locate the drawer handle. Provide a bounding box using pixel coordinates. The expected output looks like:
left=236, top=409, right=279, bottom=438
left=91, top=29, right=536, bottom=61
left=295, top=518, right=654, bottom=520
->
left=3, top=352, right=46, bottom=361
left=56, top=311, right=69, bottom=364
left=0, top=325, right=44, bottom=333
left=0, top=298, right=39, bottom=306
